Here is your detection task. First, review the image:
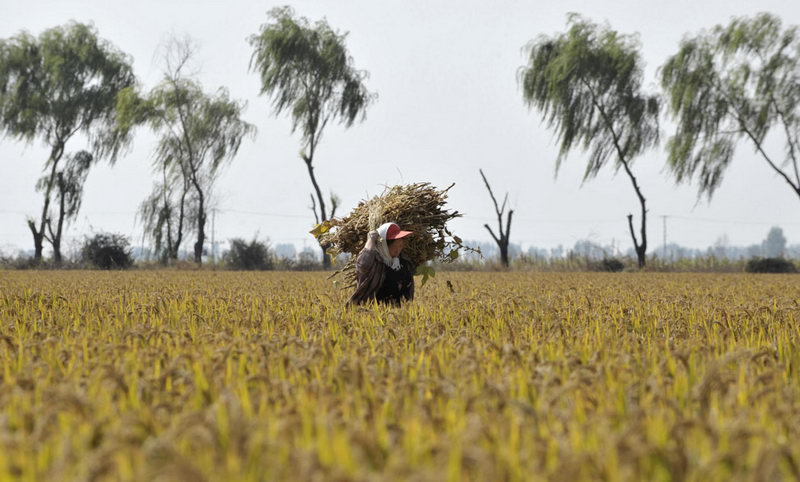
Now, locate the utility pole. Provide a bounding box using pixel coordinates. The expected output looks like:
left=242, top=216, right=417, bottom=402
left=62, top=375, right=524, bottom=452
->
left=661, top=215, right=668, bottom=260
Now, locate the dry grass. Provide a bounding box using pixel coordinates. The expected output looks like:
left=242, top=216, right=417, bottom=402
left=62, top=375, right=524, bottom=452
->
left=315, top=183, right=474, bottom=285
left=1, top=271, right=799, bottom=481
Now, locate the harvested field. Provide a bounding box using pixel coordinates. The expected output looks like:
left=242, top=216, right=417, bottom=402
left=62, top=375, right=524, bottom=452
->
left=1, top=271, right=799, bottom=480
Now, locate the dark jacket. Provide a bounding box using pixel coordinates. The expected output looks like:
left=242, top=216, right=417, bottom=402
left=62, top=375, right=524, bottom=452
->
left=348, top=249, right=415, bottom=306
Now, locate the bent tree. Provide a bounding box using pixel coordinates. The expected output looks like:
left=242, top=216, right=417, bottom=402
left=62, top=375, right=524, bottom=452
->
left=661, top=13, right=800, bottom=201
left=519, top=15, right=660, bottom=268
left=249, top=6, right=374, bottom=269
left=0, top=22, right=136, bottom=263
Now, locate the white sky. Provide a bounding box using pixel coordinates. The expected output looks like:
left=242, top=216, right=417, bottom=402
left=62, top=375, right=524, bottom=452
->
left=1, top=0, right=799, bottom=257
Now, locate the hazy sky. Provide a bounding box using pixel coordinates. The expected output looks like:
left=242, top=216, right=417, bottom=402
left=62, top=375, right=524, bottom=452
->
left=1, top=0, right=799, bottom=257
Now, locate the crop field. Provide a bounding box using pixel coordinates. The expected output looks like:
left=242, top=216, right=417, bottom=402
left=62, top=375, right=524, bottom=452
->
left=0, top=271, right=799, bottom=481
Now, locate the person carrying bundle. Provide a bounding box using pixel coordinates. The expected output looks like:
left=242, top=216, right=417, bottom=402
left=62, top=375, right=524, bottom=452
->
left=348, top=222, right=415, bottom=306
left=311, top=183, right=475, bottom=307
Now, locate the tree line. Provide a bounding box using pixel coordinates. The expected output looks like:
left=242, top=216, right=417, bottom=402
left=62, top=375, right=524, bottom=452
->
left=1, top=9, right=798, bottom=269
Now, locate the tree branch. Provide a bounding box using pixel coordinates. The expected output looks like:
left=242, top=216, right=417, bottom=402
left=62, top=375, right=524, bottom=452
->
left=44, top=219, right=55, bottom=245
left=581, top=78, right=647, bottom=204
left=309, top=193, right=319, bottom=225
left=714, top=77, right=800, bottom=195
left=769, top=92, right=800, bottom=189
left=737, top=111, right=800, bottom=195
left=329, top=193, right=339, bottom=219
left=479, top=168, right=503, bottom=219
left=304, top=154, right=327, bottom=222
left=37, top=141, right=66, bottom=239
left=505, top=210, right=514, bottom=246
left=500, top=193, right=508, bottom=217
left=627, top=214, right=639, bottom=250
left=483, top=224, right=501, bottom=245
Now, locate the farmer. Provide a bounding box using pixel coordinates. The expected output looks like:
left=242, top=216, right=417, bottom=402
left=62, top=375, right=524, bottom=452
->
left=348, top=222, right=415, bottom=306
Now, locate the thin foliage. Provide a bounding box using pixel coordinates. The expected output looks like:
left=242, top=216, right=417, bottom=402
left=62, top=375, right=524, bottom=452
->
left=249, top=7, right=375, bottom=267
left=661, top=13, right=800, bottom=200
left=0, top=22, right=137, bottom=261
left=122, top=38, right=256, bottom=264
left=519, top=14, right=660, bottom=268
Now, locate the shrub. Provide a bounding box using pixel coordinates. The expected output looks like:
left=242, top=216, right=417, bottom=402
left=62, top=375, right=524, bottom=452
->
left=0, top=255, right=39, bottom=270
left=745, top=257, right=797, bottom=274
left=590, top=258, right=625, bottom=272
left=225, top=238, right=273, bottom=270
left=295, top=250, right=322, bottom=271
left=81, top=233, right=134, bottom=269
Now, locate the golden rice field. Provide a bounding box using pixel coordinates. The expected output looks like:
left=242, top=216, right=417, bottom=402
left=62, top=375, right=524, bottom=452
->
left=1, top=271, right=799, bottom=481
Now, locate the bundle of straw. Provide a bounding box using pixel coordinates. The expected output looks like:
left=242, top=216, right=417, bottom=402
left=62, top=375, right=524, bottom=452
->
left=311, top=183, right=475, bottom=285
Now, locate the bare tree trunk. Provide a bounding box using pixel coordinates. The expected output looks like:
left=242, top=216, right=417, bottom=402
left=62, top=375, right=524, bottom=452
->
left=303, top=153, right=331, bottom=269
left=502, top=209, right=513, bottom=268
left=627, top=214, right=646, bottom=268
left=500, top=244, right=509, bottom=268
left=51, top=237, right=62, bottom=265
left=171, top=179, right=189, bottom=262
left=479, top=169, right=514, bottom=268
left=48, top=173, right=68, bottom=266
left=31, top=143, right=65, bottom=262
left=619, top=160, right=647, bottom=269
left=637, top=197, right=647, bottom=268
left=161, top=166, right=177, bottom=265
left=163, top=209, right=173, bottom=266
left=194, top=220, right=205, bottom=263
left=27, top=220, right=45, bottom=263
left=169, top=241, right=180, bottom=262
left=194, top=189, right=205, bottom=264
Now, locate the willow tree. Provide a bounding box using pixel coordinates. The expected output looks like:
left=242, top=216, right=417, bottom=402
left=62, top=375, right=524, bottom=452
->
left=249, top=6, right=374, bottom=269
left=0, top=22, right=136, bottom=263
left=661, top=13, right=800, bottom=201
left=519, top=15, right=660, bottom=268
left=121, top=39, right=256, bottom=264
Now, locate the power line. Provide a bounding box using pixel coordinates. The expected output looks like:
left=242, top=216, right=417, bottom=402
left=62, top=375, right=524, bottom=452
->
left=663, top=214, right=800, bottom=226
left=1, top=207, right=799, bottom=226
left=218, top=208, right=309, bottom=219
left=0, top=209, right=138, bottom=216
